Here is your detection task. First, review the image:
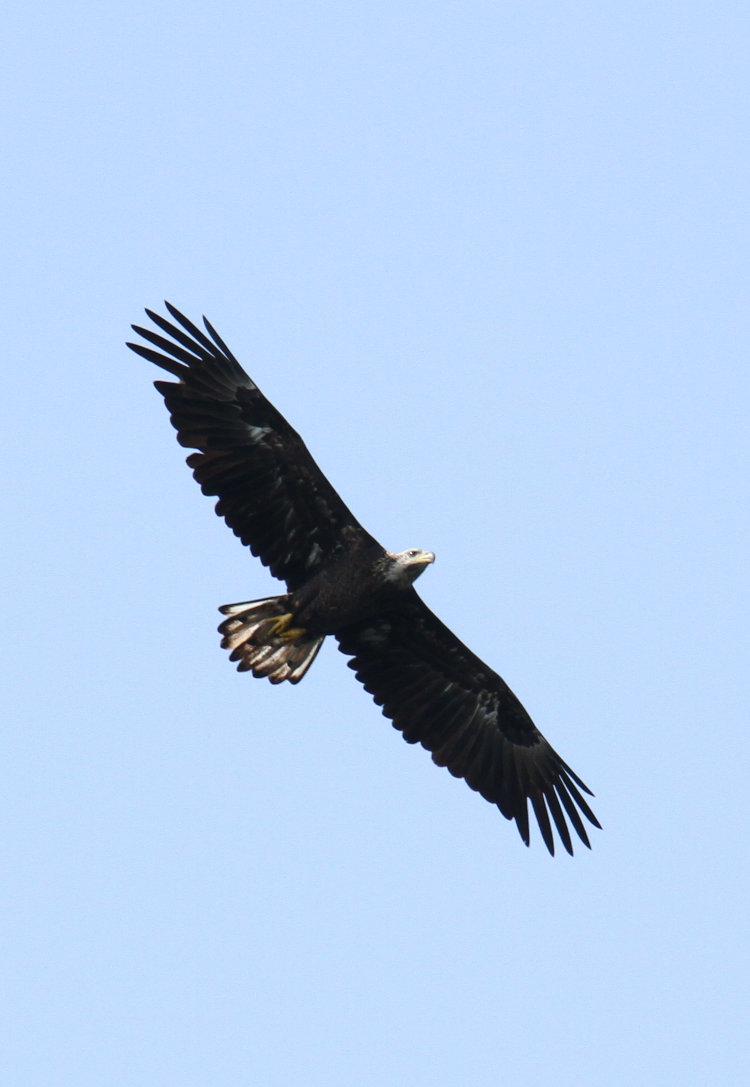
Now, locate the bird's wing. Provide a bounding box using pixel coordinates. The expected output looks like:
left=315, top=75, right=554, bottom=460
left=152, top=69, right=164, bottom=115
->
left=336, top=593, right=600, bottom=855
left=128, top=304, right=378, bottom=590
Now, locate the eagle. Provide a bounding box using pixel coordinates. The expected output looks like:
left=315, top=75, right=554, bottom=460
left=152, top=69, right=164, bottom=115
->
left=128, top=303, right=600, bottom=855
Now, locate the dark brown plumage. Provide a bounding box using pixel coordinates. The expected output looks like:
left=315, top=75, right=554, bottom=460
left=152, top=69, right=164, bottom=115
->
left=128, top=303, right=600, bottom=855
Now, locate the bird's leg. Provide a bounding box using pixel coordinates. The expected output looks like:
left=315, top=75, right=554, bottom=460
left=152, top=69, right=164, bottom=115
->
left=267, top=613, right=308, bottom=643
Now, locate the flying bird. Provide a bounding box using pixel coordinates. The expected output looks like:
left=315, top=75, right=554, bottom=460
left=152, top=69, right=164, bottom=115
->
left=128, top=304, right=600, bottom=855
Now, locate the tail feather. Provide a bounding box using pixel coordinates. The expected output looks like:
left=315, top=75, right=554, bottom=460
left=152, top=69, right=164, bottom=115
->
left=218, top=597, right=324, bottom=684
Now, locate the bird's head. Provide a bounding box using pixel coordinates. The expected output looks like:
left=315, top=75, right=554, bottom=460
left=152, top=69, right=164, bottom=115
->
left=384, top=548, right=435, bottom=585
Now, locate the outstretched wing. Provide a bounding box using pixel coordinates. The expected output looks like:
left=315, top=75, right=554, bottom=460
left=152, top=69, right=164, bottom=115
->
left=336, top=594, right=600, bottom=855
left=128, top=303, right=378, bottom=590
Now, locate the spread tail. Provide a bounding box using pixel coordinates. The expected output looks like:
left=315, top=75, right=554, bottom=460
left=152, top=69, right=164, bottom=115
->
left=218, top=597, right=324, bottom=684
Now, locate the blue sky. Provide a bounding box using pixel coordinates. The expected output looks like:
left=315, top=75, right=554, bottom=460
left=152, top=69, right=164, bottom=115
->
left=4, top=2, right=749, bottom=1084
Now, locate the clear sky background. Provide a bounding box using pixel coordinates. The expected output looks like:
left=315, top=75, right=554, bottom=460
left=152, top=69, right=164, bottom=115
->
left=4, top=3, right=749, bottom=1084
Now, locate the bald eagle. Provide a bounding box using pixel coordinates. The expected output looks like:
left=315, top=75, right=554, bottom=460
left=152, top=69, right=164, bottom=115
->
left=128, top=304, right=600, bottom=855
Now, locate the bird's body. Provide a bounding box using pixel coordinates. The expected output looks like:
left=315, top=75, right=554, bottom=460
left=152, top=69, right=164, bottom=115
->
left=289, top=547, right=434, bottom=634
left=128, top=304, right=600, bottom=855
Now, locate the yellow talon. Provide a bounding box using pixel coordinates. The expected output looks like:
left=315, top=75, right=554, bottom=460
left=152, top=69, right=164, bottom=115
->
left=267, top=614, right=306, bottom=643
left=267, top=613, right=293, bottom=636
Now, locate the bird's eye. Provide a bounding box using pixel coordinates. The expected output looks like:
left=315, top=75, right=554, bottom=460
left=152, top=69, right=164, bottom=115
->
left=408, top=550, right=418, bottom=557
